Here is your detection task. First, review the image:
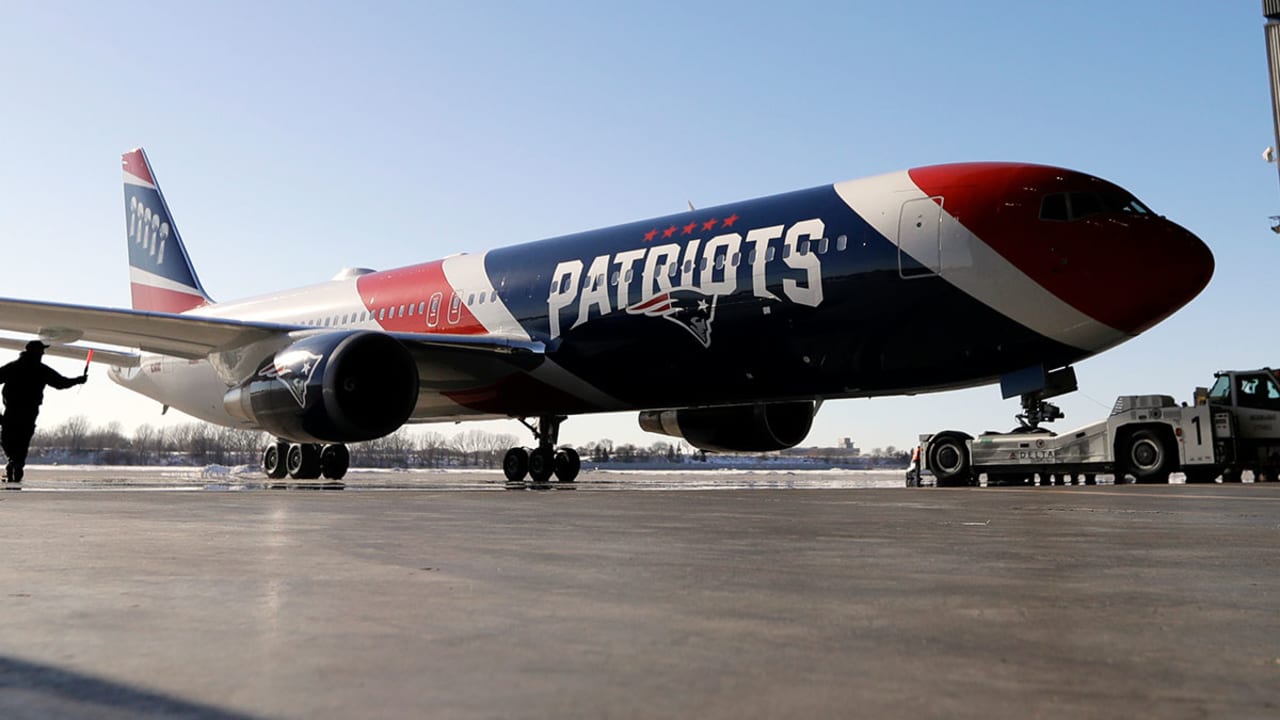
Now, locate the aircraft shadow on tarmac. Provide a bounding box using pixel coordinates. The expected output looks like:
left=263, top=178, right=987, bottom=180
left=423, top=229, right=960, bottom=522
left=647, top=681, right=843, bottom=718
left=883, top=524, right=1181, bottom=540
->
left=0, top=656, right=261, bottom=720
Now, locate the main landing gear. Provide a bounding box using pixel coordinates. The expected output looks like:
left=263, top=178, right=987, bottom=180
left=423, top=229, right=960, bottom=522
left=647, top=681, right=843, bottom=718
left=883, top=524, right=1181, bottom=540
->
left=502, top=415, right=580, bottom=490
left=262, top=441, right=350, bottom=481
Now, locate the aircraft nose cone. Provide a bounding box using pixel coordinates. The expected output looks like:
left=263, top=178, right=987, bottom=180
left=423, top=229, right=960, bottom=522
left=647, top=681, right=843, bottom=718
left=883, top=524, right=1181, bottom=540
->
left=1119, top=220, right=1214, bottom=335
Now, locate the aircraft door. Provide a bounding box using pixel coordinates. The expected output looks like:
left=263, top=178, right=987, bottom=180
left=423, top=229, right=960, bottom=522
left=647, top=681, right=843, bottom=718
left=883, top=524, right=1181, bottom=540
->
left=898, top=196, right=943, bottom=277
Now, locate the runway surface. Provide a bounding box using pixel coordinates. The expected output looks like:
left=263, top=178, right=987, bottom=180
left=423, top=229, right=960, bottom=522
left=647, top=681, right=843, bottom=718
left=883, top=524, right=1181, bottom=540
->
left=0, top=468, right=1276, bottom=719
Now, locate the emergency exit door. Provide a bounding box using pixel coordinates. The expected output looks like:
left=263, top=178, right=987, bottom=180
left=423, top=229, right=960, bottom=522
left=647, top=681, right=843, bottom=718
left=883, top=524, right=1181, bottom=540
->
left=898, top=196, right=943, bottom=277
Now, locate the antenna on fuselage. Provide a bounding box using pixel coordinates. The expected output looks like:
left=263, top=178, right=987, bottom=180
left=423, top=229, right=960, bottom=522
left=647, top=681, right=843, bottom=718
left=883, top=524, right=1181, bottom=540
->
left=687, top=200, right=696, bottom=212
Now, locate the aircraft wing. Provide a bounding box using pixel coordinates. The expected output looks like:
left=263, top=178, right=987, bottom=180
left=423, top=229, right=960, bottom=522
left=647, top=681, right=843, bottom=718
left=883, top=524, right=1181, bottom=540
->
left=0, top=297, right=287, bottom=359
left=0, top=336, right=140, bottom=367
left=0, top=297, right=545, bottom=368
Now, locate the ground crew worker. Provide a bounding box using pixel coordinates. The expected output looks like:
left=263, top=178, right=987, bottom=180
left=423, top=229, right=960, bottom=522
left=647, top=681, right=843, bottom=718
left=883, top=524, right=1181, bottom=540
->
left=0, top=341, right=87, bottom=483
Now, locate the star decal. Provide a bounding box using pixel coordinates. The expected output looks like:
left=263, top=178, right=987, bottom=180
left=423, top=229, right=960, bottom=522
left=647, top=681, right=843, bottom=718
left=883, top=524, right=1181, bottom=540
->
left=661, top=225, right=677, bottom=239
left=682, top=221, right=698, bottom=235
left=722, top=213, right=739, bottom=228
left=643, top=228, right=657, bottom=242
left=702, top=218, right=718, bottom=231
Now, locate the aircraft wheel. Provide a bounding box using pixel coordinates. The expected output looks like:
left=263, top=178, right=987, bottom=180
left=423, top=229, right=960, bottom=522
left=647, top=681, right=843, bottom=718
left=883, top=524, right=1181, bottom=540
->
left=287, top=443, right=321, bottom=480
left=262, top=443, right=288, bottom=479
left=528, top=447, right=555, bottom=487
left=927, top=433, right=972, bottom=488
left=320, top=444, right=350, bottom=480
left=503, top=447, right=529, bottom=486
left=1122, top=429, right=1171, bottom=484
left=554, top=448, right=580, bottom=483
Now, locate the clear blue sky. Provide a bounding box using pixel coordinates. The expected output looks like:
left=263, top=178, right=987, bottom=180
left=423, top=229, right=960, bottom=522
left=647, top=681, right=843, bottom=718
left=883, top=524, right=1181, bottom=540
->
left=0, top=1, right=1273, bottom=452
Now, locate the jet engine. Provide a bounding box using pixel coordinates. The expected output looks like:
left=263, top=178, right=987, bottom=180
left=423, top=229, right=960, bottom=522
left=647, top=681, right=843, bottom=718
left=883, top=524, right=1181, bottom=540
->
left=224, top=331, right=419, bottom=443
left=638, top=401, right=815, bottom=452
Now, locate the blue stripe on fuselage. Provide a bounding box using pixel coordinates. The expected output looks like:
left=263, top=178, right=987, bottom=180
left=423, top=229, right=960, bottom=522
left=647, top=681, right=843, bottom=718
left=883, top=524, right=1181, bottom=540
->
left=479, top=185, right=1085, bottom=413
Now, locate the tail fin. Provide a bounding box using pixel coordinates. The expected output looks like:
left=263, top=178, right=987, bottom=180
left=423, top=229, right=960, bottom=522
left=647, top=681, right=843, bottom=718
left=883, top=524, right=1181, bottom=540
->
left=122, top=148, right=213, bottom=312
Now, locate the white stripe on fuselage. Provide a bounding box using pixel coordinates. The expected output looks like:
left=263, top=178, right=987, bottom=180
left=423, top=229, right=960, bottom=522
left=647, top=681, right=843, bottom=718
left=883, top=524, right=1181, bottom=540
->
left=833, top=171, right=1126, bottom=353
left=441, top=253, right=531, bottom=341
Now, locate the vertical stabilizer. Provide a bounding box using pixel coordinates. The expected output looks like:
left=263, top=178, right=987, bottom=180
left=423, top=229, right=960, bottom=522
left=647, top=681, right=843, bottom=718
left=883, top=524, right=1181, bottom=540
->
left=122, top=148, right=212, bottom=312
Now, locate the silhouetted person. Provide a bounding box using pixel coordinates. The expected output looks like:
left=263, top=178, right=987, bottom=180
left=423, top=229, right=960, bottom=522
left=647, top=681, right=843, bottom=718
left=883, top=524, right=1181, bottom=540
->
left=0, top=341, right=87, bottom=483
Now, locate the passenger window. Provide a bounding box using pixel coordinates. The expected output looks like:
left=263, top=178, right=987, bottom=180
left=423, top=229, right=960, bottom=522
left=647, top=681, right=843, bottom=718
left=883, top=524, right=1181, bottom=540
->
left=836, top=235, right=848, bottom=252
left=798, top=240, right=809, bottom=256
left=818, top=237, right=829, bottom=254
left=418, top=301, right=425, bottom=315
left=378, top=308, right=386, bottom=321
left=767, top=247, right=777, bottom=262
left=668, top=263, right=678, bottom=278
left=782, top=245, right=791, bottom=259
left=467, top=294, right=475, bottom=306
left=730, top=252, right=740, bottom=267
left=408, top=304, right=415, bottom=316
left=714, top=254, right=725, bottom=271
left=610, top=271, right=619, bottom=286
left=1040, top=194, right=1068, bottom=221
left=747, top=248, right=757, bottom=264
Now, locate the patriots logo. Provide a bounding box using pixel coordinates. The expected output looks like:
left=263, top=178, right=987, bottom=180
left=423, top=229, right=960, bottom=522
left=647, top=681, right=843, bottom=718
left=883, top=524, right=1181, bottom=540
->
left=257, top=350, right=323, bottom=407
left=626, top=289, right=718, bottom=348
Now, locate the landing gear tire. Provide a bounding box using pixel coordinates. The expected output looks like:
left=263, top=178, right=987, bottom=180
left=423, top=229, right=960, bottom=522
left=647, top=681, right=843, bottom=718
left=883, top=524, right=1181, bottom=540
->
left=528, top=447, right=555, bottom=488
left=928, top=433, right=974, bottom=488
left=287, top=443, right=322, bottom=480
left=504, top=416, right=578, bottom=490
left=1122, top=429, right=1171, bottom=484
left=554, top=448, right=581, bottom=483
left=503, top=448, right=529, bottom=488
left=320, top=444, right=350, bottom=480
left=263, top=443, right=288, bottom=479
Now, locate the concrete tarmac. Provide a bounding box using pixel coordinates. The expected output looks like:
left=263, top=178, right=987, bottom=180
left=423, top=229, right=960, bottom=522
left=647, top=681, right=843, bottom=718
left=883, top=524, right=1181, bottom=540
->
left=0, top=476, right=1277, bottom=719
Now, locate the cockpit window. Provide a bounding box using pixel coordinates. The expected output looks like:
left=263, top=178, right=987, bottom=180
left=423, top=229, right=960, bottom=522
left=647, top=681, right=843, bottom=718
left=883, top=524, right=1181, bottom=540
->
left=1069, top=192, right=1104, bottom=219
left=1040, top=194, right=1068, bottom=221
left=1039, top=190, right=1153, bottom=222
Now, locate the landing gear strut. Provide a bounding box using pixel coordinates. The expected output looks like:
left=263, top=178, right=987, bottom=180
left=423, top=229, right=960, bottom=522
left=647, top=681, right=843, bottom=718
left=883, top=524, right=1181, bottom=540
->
left=502, top=415, right=580, bottom=489
left=262, top=440, right=349, bottom=481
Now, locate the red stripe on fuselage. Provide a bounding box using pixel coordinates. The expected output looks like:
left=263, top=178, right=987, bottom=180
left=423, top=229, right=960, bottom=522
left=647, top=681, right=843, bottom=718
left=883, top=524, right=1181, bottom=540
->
left=130, top=283, right=207, bottom=313
left=908, top=163, right=1212, bottom=336
left=356, top=260, right=486, bottom=334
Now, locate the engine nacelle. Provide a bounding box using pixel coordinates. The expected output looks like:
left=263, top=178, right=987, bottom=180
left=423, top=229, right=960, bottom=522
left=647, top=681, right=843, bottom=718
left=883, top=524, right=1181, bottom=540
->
left=224, top=331, right=419, bottom=443
left=638, top=401, right=815, bottom=453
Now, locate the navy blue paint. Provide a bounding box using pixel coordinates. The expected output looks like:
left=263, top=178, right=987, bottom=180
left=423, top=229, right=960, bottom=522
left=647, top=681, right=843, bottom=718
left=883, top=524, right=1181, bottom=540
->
left=481, top=185, right=1087, bottom=416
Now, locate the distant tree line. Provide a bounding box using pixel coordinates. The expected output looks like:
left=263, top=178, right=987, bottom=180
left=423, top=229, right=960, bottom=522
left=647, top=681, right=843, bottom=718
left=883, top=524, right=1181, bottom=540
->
left=23, top=416, right=909, bottom=468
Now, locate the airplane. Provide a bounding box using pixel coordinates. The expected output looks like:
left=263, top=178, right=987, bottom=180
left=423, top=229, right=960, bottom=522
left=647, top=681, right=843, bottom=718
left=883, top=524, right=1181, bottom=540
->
left=0, top=149, right=1213, bottom=487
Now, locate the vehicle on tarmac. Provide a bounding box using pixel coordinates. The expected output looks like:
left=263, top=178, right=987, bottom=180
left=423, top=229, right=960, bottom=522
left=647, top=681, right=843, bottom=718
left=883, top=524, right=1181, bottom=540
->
left=911, top=369, right=1280, bottom=487
left=0, top=151, right=1212, bottom=487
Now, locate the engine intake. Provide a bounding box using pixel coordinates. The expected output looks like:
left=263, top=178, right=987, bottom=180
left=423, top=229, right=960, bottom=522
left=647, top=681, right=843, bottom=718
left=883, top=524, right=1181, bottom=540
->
left=224, top=331, right=419, bottom=443
left=638, top=401, right=815, bottom=452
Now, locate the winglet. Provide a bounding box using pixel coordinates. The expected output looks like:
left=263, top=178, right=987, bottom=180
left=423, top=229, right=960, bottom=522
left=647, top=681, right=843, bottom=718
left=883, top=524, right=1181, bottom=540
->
left=123, top=148, right=213, bottom=313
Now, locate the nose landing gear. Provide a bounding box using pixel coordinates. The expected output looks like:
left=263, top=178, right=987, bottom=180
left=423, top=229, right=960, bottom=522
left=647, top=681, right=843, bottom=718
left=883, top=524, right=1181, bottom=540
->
left=503, top=416, right=580, bottom=489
